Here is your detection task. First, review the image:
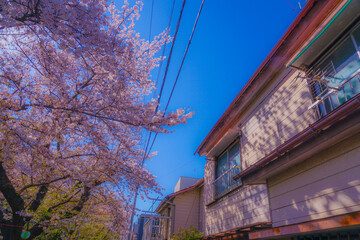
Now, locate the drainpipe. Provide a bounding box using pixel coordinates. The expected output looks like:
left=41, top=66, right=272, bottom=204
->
left=233, top=93, right=360, bottom=181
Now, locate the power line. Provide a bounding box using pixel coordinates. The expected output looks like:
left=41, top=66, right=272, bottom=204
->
left=153, top=0, right=176, bottom=96
left=145, top=0, right=206, bottom=158
left=144, top=0, right=177, bottom=170
left=149, top=0, right=154, bottom=41
left=285, top=0, right=296, bottom=13
left=155, top=0, right=187, bottom=112
left=127, top=1, right=187, bottom=238
left=164, top=0, right=205, bottom=113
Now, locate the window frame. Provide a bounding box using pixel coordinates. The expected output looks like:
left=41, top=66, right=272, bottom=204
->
left=309, top=21, right=360, bottom=118
left=214, top=140, right=242, bottom=198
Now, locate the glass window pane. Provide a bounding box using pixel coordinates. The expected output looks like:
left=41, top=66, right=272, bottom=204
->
left=216, top=176, right=227, bottom=196
left=353, top=25, right=360, bottom=49
left=217, top=153, right=227, bottom=177
left=228, top=143, right=240, bottom=168
left=319, top=37, right=360, bottom=87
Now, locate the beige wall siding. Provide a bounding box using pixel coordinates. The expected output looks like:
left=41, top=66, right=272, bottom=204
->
left=268, top=135, right=360, bottom=227
left=241, top=70, right=316, bottom=169
left=173, top=189, right=201, bottom=233
left=205, top=184, right=270, bottom=236
left=204, top=160, right=215, bottom=205
left=199, top=187, right=205, bottom=233
left=158, top=208, right=171, bottom=239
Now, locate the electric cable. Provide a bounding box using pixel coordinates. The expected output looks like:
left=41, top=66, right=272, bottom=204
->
left=149, top=0, right=154, bottom=42
left=127, top=1, right=188, bottom=238
left=145, top=0, right=206, bottom=159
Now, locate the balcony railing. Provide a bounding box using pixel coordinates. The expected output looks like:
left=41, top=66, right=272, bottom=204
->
left=213, top=165, right=242, bottom=198
left=308, top=70, right=360, bottom=117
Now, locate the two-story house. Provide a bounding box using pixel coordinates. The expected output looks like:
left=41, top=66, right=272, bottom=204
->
left=196, top=0, right=360, bottom=239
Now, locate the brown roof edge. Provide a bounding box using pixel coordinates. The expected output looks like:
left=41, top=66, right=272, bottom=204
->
left=249, top=212, right=360, bottom=239
left=195, top=0, right=343, bottom=157
left=155, top=178, right=204, bottom=212
left=203, top=222, right=272, bottom=240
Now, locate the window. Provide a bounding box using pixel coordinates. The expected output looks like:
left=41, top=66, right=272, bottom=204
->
left=310, top=23, right=360, bottom=117
left=151, top=218, right=160, bottom=238
left=152, top=218, right=160, bottom=226
left=213, top=141, right=241, bottom=198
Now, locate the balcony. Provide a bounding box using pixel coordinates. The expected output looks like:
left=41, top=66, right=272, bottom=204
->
left=213, top=165, right=241, bottom=199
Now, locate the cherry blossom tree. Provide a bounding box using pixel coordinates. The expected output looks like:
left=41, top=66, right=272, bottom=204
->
left=0, top=0, right=192, bottom=239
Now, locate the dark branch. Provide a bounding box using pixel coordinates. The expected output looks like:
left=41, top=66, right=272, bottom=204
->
left=72, top=186, right=91, bottom=213
left=28, top=184, right=49, bottom=212
left=18, top=175, right=70, bottom=194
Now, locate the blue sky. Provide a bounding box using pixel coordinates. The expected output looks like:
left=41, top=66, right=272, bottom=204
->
left=113, top=0, right=304, bottom=214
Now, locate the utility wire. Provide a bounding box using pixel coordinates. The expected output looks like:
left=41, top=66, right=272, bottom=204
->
left=153, top=0, right=176, bottom=95
left=164, top=0, right=205, bottom=113
left=149, top=0, right=154, bottom=42
left=285, top=0, right=296, bottom=13
left=127, top=1, right=187, bottom=238
left=155, top=0, right=187, bottom=113
left=129, top=0, right=206, bottom=232
left=145, top=0, right=206, bottom=158
left=144, top=0, right=176, bottom=166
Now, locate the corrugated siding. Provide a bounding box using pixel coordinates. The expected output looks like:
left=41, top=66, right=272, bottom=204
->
left=205, top=184, right=270, bottom=236
left=268, top=135, right=360, bottom=227
left=241, top=70, right=316, bottom=169
left=173, top=189, right=200, bottom=233
left=199, top=187, right=205, bottom=233
left=204, top=161, right=215, bottom=205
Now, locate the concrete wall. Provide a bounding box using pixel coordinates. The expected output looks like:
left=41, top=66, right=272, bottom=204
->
left=174, top=177, right=200, bottom=193
left=205, top=184, right=270, bottom=236
left=268, top=134, right=360, bottom=227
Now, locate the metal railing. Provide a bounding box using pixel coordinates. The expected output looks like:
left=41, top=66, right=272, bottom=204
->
left=212, top=165, right=242, bottom=198
left=308, top=69, right=360, bottom=117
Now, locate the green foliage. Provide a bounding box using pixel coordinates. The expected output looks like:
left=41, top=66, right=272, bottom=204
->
left=33, top=229, right=62, bottom=240
left=171, top=226, right=203, bottom=240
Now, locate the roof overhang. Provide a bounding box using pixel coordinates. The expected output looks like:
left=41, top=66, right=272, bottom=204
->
left=288, top=0, right=360, bottom=68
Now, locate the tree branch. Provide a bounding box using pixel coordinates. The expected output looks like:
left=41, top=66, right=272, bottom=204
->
left=48, top=189, right=81, bottom=212
left=18, top=175, right=70, bottom=194
left=72, top=186, right=91, bottom=213
left=28, top=184, right=48, bottom=212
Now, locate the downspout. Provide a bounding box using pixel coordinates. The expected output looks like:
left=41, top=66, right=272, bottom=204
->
left=233, top=93, right=360, bottom=181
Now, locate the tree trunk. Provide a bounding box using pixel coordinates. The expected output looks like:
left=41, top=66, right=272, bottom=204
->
left=1, top=217, right=24, bottom=240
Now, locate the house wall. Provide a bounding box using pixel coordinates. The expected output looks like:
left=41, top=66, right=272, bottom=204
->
left=268, top=133, right=360, bottom=227
left=141, top=220, right=151, bottom=240
left=158, top=208, right=171, bottom=240
left=205, top=184, right=270, bottom=236
left=203, top=69, right=314, bottom=236
left=240, top=70, right=316, bottom=169
left=172, top=189, right=201, bottom=233
left=199, top=186, right=205, bottom=233
left=174, top=177, right=200, bottom=192
left=204, top=160, right=215, bottom=205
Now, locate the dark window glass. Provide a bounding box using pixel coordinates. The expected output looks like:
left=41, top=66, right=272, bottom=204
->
left=312, top=24, right=360, bottom=117
left=215, top=142, right=241, bottom=197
